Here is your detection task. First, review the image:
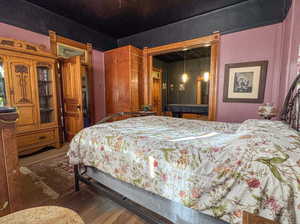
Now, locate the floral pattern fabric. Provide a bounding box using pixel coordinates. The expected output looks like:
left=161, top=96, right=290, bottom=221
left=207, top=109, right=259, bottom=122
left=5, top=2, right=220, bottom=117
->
left=68, top=116, right=300, bottom=224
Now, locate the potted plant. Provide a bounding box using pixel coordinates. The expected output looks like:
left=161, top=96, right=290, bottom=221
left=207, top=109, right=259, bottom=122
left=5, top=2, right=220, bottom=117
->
left=141, top=104, right=152, bottom=112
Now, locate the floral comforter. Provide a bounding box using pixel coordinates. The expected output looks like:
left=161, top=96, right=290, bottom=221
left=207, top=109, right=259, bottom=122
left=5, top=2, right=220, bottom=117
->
left=68, top=116, right=300, bottom=224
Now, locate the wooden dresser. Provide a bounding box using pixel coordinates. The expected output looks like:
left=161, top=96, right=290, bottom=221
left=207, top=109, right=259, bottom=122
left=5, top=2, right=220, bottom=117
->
left=0, top=107, right=21, bottom=217
left=105, top=45, right=143, bottom=114
left=0, top=37, right=60, bottom=155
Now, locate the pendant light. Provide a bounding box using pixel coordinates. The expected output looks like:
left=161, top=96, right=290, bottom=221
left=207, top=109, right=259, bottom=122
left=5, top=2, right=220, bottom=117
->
left=181, top=49, right=188, bottom=83
left=203, top=72, right=210, bottom=82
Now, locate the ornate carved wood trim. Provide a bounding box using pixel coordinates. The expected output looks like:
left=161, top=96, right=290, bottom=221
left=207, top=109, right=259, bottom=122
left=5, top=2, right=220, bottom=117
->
left=0, top=37, right=56, bottom=59
left=146, top=33, right=220, bottom=56
left=36, top=62, right=52, bottom=68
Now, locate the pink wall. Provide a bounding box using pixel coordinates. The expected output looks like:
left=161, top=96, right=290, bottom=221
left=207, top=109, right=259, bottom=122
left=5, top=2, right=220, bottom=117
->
left=279, top=0, right=300, bottom=106
left=217, top=24, right=284, bottom=122
left=0, top=22, right=106, bottom=120
left=0, top=23, right=50, bottom=49
left=217, top=1, right=300, bottom=123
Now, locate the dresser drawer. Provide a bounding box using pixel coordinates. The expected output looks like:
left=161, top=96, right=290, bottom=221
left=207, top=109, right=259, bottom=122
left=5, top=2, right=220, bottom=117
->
left=17, top=129, right=56, bottom=149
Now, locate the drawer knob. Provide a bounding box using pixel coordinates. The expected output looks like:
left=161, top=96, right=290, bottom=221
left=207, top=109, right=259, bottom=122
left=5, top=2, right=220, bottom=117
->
left=0, top=201, right=8, bottom=211
left=39, top=136, right=46, bottom=140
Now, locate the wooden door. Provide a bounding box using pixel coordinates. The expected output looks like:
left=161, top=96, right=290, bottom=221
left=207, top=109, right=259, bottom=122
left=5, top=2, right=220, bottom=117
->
left=152, top=68, right=162, bottom=115
left=7, top=57, right=37, bottom=132
left=61, top=56, right=83, bottom=141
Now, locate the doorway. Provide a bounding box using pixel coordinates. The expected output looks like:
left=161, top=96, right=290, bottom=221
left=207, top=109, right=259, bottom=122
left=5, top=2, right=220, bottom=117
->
left=151, top=46, right=212, bottom=120
left=49, top=31, right=94, bottom=142
left=59, top=56, right=91, bottom=142
left=143, top=33, right=219, bottom=121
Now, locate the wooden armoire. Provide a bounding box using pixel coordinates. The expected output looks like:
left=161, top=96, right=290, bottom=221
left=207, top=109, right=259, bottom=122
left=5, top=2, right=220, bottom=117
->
left=105, top=45, right=143, bottom=114
left=0, top=37, right=59, bottom=155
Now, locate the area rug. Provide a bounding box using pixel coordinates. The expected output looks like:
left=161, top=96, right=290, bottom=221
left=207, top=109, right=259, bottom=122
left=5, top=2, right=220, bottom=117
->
left=20, top=153, right=75, bottom=209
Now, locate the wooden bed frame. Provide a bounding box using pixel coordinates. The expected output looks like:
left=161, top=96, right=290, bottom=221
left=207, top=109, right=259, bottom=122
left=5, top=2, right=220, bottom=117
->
left=73, top=74, right=300, bottom=224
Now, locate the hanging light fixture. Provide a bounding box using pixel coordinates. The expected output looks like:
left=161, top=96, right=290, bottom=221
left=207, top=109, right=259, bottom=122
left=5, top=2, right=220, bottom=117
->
left=203, top=72, right=210, bottom=82
left=181, top=50, right=189, bottom=83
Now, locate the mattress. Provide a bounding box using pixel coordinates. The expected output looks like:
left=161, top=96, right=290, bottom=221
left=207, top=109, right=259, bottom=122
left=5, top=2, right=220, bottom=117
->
left=68, top=116, right=300, bottom=224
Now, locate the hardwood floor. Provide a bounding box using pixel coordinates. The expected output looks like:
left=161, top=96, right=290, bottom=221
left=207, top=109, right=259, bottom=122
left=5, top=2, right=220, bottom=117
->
left=19, top=144, right=69, bottom=166
left=94, top=209, right=145, bottom=224
left=18, top=146, right=147, bottom=224
left=53, top=185, right=146, bottom=224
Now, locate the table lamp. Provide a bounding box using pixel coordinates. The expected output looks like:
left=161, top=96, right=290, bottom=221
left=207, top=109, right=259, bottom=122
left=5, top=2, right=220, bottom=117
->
left=258, top=103, right=277, bottom=120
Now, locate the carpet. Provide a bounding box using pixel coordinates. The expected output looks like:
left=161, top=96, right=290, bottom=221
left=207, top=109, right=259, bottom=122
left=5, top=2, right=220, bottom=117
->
left=20, top=154, right=75, bottom=209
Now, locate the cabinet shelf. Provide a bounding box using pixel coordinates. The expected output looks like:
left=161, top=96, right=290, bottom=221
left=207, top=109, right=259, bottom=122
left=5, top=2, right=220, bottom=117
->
left=37, top=66, right=54, bottom=124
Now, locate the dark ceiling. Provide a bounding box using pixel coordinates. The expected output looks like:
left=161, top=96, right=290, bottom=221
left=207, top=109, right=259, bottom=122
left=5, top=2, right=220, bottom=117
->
left=24, top=0, right=249, bottom=38
left=155, top=47, right=211, bottom=63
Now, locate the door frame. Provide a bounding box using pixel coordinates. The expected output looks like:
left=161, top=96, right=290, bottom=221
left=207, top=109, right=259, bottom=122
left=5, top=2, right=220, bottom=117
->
left=143, top=33, right=220, bottom=121
left=152, top=67, right=163, bottom=115
left=61, top=55, right=84, bottom=142
left=48, top=30, right=95, bottom=124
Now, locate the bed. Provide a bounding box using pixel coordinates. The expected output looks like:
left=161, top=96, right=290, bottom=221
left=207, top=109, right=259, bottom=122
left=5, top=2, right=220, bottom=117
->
left=68, top=75, right=300, bottom=224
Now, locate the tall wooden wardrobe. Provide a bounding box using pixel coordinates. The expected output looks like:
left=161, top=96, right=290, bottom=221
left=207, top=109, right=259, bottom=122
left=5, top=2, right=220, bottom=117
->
left=105, top=45, right=143, bottom=114
left=0, top=37, right=59, bottom=155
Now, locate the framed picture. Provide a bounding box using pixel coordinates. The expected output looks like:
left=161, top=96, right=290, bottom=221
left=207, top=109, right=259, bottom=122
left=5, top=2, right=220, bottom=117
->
left=223, top=61, right=268, bottom=103
left=57, top=43, right=87, bottom=63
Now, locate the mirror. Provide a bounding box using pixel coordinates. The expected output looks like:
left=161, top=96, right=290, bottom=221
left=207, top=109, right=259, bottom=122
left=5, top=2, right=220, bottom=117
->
left=81, top=64, right=90, bottom=127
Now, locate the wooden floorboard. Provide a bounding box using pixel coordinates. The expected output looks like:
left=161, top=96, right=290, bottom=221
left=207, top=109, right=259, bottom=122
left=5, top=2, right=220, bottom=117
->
left=19, top=144, right=69, bottom=166
left=19, top=147, right=147, bottom=224
left=55, top=187, right=146, bottom=224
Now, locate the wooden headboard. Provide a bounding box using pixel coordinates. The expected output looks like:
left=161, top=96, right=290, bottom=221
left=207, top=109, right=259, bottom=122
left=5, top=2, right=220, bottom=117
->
left=281, top=74, right=300, bottom=131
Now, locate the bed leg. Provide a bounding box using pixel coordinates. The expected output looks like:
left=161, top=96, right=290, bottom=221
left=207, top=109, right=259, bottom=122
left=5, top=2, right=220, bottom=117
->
left=74, top=165, right=80, bottom=192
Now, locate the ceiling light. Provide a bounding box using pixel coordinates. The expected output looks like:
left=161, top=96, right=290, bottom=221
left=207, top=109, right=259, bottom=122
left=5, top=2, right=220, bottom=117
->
left=182, top=73, right=188, bottom=83
left=204, top=72, right=209, bottom=82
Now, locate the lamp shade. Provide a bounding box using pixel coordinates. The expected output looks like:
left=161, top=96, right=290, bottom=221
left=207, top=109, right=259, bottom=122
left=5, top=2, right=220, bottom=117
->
left=203, top=72, right=209, bottom=82
left=181, top=73, right=188, bottom=83
left=258, top=103, right=277, bottom=119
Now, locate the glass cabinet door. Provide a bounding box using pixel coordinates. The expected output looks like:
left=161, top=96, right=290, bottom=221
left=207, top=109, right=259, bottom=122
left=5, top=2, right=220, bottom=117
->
left=0, top=58, right=7, bottom=106
left=81, top=64, right=90, bottom=127
left=36, top=63, right=54, bottom=123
